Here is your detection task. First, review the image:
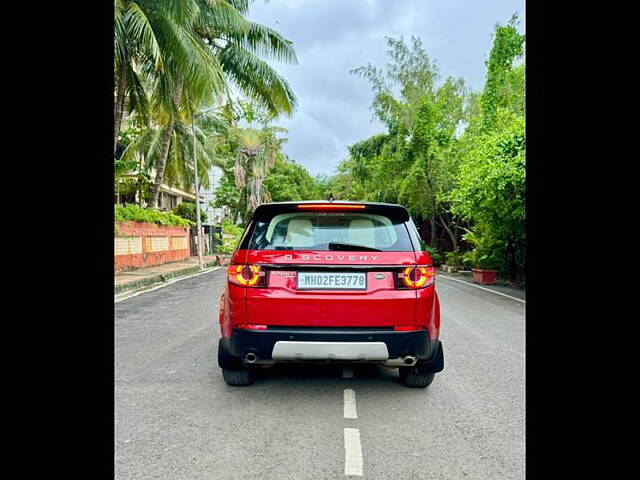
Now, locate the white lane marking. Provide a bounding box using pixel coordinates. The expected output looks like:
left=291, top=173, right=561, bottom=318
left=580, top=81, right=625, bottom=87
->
left=344, top=428, right=363, bottom=476
left=343, top=389, right=357, bottom=419
left=115, top=266, right=221, bottom=303
left=438, top=275, right=526, bottom=304
left=342, top=366, right=354, bottom=379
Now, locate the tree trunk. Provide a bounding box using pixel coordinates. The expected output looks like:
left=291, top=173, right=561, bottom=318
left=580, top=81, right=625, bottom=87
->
left=429, top=215, right=437, bottom=248
left=149, top=78, right=183, bottom=209
left=114, top=59, right=127, bottom=156
left=149, top=123, right=175, bottom=209
left=438, top=213, right=458, bottom=251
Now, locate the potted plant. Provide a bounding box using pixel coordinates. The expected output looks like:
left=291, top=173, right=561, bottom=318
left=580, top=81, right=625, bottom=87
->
left=461, top=230, right=499, bottom=285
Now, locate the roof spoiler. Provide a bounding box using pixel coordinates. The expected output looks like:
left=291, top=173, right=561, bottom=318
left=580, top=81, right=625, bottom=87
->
left=252, top=202, right=410, bottom=222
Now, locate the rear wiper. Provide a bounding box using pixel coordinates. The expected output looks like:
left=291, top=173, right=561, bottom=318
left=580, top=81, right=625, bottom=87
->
left=328, top=242, right=382, bottom=252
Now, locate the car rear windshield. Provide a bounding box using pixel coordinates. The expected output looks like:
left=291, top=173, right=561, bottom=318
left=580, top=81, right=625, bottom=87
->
left=247, top=212, right=414, bottom=251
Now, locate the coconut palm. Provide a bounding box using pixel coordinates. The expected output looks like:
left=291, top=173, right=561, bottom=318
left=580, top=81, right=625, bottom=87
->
left=114, top=0, right=222, bottom=151
left=115, top=0, right=227, bottom=208
left=230, top=123, right=287, bottom=217
left=115, top=0, right=299, bottom=209
left=193, top=0, right=298, bottom=116
left=120, top=110, right=227, bottom=203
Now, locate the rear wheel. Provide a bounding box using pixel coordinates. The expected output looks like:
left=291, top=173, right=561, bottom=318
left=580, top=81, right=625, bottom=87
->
left=218, top=339, right=255, bottom=386
left=218, top=338, right=242, bottom=369
left=222, top=367, right=254, bottom=386
left=399, top=367, right=435, bottom=388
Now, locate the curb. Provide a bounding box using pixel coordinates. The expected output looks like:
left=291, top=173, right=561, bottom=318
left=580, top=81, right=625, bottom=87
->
left=438, top=271, right=526, bottom=299
left=115, top=260, right=219, bottom=295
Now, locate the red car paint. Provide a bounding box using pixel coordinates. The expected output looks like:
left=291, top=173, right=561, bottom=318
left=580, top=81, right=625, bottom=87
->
left=219, top=205, right=440, bottom=341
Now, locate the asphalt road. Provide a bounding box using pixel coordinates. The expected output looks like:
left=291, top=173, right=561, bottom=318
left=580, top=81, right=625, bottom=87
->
left=115, top=268, right=525, bottom=479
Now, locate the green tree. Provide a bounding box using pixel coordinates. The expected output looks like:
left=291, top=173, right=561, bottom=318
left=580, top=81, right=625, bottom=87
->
left=171, top=201, right=208, bottom=223
left=114, top=0, right=224, bottom=156
left=349, top=36, right=468, bottom=249
left=114, top=0, right=299, bottom=209
left=119, top=110, right=223, bottom=197
left=449, top=15, right=525, bottom=280
left=263, top=156, right=321, bottom=202
left=480, top=15, right=525, bottom=131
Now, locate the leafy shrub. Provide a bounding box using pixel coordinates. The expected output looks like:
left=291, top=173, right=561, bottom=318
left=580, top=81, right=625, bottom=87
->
left=115, top=204, right=192, bottom=227
left=461, top=228, right=501, bottom=269
left=444, top=250, right=463, bottom=268
left=422, top=243, right=442, bottom=266
left=218, top=220, right=245, bottom=254
left=171, top=202, right=207, bottom=223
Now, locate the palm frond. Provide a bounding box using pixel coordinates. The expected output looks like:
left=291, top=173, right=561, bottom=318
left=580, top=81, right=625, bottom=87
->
left=153, top=11, right=226, bottom=102
left=228, top=21, right=298, bottom=64
left=194, top=0, right=251, bottom=40
left=218, top=43, right=297, bottom=115
left=123, top=2, right=164, bottom=70
left=125, top=61, right=151, bottom=125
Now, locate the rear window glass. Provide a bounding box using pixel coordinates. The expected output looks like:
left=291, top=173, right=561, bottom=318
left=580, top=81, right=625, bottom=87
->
left=248, top=212, right=413, bottom=251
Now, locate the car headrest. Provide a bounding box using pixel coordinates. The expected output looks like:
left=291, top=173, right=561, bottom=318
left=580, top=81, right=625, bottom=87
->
left=285, top=218, right=314, bottom=247
left=347, top=218, right=376, bottom=248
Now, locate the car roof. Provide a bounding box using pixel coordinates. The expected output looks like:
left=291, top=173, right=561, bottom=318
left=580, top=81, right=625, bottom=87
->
left=252, top=201, right=410, bottom=221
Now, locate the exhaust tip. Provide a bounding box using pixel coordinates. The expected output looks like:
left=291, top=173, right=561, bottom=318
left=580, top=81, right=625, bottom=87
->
left=403, top=355, right=417, bottom=366
left=244, top=352, right=258, bottom=364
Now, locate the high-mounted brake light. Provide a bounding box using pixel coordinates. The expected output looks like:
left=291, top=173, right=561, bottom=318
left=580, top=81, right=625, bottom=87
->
left=227, top=264, right=266, bottom=287
left=397, top=265, right=435, bottom=289
left=297, top=204, right=365, bottom=210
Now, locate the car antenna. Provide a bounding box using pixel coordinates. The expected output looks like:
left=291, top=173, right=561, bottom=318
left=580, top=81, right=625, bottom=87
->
left=327, top=192, right=335, bottom=202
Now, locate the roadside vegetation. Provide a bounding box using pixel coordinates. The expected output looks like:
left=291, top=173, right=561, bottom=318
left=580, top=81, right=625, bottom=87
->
left=115, top=204, right=192, bottom=227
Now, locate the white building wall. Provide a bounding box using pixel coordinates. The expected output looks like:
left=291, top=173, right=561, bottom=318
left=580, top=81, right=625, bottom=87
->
left=201, top=166, right=224, bottom=225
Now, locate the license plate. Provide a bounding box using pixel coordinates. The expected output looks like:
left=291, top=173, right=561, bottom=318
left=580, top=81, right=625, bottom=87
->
left=296, top=272, right=367, bottom=290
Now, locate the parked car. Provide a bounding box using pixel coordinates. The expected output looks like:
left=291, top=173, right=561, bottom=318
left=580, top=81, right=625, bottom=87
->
left=217, top=201, right=444, bottom=387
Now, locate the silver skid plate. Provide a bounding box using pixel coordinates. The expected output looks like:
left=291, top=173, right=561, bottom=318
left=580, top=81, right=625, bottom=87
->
left=271, top=341, right=389, bottom=361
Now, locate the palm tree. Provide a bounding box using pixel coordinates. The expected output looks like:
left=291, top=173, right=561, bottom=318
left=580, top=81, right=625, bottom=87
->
left=114, top=0, right=215, bottom=151
left=115, top=0, right=298, bottom=208
left=229, top=112, right=287, bottom=218
left=120, top=110, right=226, bottom=204
left=114, top=0, right=226, bottom=192
left=193, top=0, right=298, bottom=116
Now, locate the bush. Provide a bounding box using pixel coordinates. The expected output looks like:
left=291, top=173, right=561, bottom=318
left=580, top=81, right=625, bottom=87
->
left=461, top=228, right=502, bottom=270
left=422, top=243, right=442, bottom=266
left=218, top=220, right=245, bottom=254
left=171, top=202, right=208, bottom=223
left=115, top=204, right=192, bottom=227
left=444, top=250, right=463, bottom=268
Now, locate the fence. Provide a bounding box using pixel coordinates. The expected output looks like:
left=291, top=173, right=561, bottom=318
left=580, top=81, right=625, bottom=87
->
left=115, top=221, right=199, bottom=273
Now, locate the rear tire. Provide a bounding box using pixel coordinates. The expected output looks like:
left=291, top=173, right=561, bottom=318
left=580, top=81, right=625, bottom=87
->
left=399, top=367, right=435, bottom=388
left=218, top=339, right=255, bottom=386
left=218, top=338, right=242, bottom=369
left=222, top=367, right=254, bottom=386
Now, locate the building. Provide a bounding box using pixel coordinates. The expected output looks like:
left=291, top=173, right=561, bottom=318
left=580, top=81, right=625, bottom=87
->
left=199, top=165, right=226, bottom=225
left=115, top=171, right=205, bottom=210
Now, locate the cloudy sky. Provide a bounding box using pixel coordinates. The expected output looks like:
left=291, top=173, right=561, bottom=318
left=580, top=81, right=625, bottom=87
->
left=247, top=0, right=525, bottom=176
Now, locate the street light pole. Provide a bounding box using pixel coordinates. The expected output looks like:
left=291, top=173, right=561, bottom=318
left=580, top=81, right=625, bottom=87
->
left=192, top=113, right=204, bottom=270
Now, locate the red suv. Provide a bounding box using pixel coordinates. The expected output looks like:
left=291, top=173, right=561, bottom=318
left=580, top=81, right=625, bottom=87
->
left=217, top=201, right=444, bottom=387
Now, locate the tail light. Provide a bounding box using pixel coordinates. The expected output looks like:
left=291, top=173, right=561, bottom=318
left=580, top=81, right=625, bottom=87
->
left=227, top=264, right=267, bottom=287
left=297, top=203, right=365, bottom=210
left=397, top=265, right=435, bottom=289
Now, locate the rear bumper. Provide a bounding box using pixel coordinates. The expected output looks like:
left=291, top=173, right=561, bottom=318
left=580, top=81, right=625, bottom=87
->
left=225, top=327, right=438, bottom=362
